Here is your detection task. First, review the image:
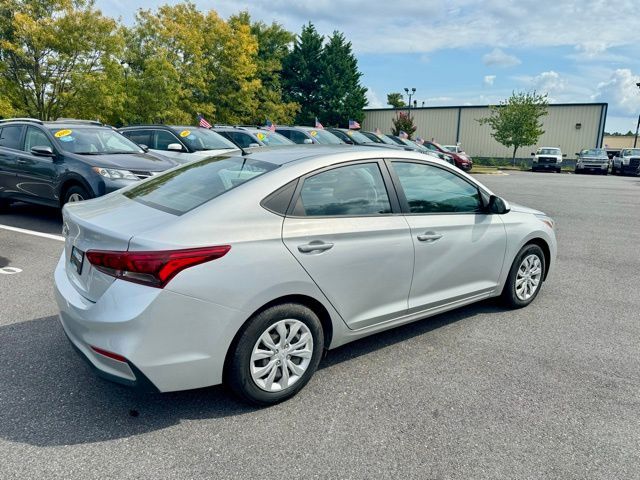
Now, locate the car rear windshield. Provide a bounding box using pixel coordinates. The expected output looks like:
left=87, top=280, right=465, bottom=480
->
left=124, top=156, right=277, bottom=215
left=171, top=127, right=237, bottom=151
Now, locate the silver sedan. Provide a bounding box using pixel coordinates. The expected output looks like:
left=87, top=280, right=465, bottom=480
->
left=54, top=146, right=557, bottom=405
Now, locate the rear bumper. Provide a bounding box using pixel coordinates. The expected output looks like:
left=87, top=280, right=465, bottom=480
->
left=54, top=252, right=245, bottom=392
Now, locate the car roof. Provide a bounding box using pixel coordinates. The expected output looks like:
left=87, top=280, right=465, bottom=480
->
left=243, top=144, right=446, bottom=167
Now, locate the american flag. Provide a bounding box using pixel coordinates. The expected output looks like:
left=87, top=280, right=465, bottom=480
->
left=348, top=119, right=361, bottom=129
left=315, top=117, right=324, bottom=129
left=399, top=130, right=408, bottom=139
left=265, top=119, right=276, bottom=132
left=197, top=114, right=212, bottom=129
left=415, top=137, right=425, bottom=145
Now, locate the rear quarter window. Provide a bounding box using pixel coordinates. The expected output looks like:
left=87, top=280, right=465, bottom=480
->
left=124, top=156, right=277, bottom=215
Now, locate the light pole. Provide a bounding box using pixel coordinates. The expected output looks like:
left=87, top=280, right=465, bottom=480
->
left=404, top=87, right=416, bottom=117
left=634, top=82, right=640, bottom=148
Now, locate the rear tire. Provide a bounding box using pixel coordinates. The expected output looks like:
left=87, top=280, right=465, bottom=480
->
left=63, top=185, right=91, bottom=205
left=502, top=244, right=546, bottom=309
left=226, top=303, right=324, bottom=405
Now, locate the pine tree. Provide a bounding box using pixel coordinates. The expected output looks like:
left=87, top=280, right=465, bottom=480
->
left=319, top=32, right=368, bottom=128
left=282, top=23, right=324, bottom=125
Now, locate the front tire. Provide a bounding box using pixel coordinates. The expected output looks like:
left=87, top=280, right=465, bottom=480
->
left=502, top=244, right=546, bottom=309
left=63, top=185, right=91, bottom=205
left=226, top=303, right=324, bottom=405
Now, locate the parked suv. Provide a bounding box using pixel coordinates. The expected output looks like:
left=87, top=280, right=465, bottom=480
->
left=575, top=148, right=609, bottom=175
left=276, top=126, right=344, bottom=145
left=213, top=126, right=293, bottom=148
left=119, top=125, right=237, bottom=163
left=611, top=148, right=640, bottom=176
left=531, top=147, right=565, bottom=173
left=0, top=118, right=177, bottom=209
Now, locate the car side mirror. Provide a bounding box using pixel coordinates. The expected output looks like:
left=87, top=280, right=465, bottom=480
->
left=31, top=146, right=55, bottom=157
left=139, top=144, right=149, bottom=152
left=167, top=143, right=183, bottom=151
left=248, top=143, right=260, bottom=148
left=488, top=195, right=510, bottom=214
left=531, top=152, right=535, bottom=156
left=562, top=153, right=567, bottom=157
left=303, top=138, right=313, bottom=144
left=574, top=153, right=580, bottom=156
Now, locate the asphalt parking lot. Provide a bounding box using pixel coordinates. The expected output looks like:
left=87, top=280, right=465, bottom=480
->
left=1, top=170, right=639, bottom=479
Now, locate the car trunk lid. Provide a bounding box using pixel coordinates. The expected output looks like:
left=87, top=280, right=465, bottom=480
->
left=62, top=193, right=176, bottom=302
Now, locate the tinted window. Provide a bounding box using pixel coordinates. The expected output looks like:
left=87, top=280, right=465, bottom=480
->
left=288, top=130, right=309, bottom=144
left=295, top=163, right=391, bottom=216
left=122, top=130, right=152, bottom=147
left=24, top=127, right=53, bottom=151
left=125, top=156, right=277, bottom=215
left=0, top=125, right=24, bottom=150
left=225, top=132, right=255, bottom=148
left=392, top=161, right=481, bottom=213
left=154, top=130, right=180, bottom=150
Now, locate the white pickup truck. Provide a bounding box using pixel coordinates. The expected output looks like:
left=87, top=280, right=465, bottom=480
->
left=611, top=148, right=640, bottom=176
left=531, top=147, right=565, bottom=173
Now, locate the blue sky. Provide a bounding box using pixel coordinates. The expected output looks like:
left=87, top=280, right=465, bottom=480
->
left=97, top=0, right=640, bottom=133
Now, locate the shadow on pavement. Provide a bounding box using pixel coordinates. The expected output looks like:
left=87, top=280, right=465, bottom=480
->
left=0, top=202, right=62, bottom=234
left=0, top=300, right=503, bottom=447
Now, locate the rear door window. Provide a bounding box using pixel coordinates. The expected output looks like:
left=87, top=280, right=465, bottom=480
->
left=0, top=125, right=24, bottom=150
left=125, top=156, right=278, bottom=215
left=292, top=163, right=392, bottom=216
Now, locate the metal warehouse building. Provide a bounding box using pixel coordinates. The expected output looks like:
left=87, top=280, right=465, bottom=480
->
left=362, top=103, right=608, bottom=159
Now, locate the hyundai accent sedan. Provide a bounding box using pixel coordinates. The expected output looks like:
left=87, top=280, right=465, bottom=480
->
left=54, top=146, right=556, bottom=405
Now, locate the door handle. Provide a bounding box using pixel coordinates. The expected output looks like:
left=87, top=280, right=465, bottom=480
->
left=417, top=232, right=443, bottom=242
left=298, top=241, right=334, bottom=253
left=16, top=159, right=28, bottom=164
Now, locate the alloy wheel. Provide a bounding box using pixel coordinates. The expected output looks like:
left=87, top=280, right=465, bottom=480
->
left=250, top=319, right=314, bottom=392
left=67, top=193, right=84, bottom=203
left=515, top=254, right=542, bottom=301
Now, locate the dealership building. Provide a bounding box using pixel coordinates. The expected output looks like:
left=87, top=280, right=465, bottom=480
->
left=362, top=103, right=608, bottom=159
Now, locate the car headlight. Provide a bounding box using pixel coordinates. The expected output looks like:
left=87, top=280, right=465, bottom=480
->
left=535, top=213, right=554, bottom=229
left=92, top=167, right=139, bottom=180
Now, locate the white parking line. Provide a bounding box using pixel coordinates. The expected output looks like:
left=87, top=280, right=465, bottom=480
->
left=0, top=224, right=64, bottom=242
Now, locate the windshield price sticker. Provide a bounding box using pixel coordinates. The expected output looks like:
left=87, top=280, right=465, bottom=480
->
left=54, top=129, right=73, bottom=138
left=180, top=130, right=191, bottom=137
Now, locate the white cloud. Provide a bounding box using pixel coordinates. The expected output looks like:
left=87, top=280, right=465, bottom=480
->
left=98, top=0, right=640, bottom=56
left=593, top=69, right=640, bottom=115
left=482, top=49, right=521, bottom=68
left=365, top=87, right=384, bottom=108
left=484, top=75, right=496, bottom=87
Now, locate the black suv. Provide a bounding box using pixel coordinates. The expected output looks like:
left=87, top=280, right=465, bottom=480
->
left=0, top=118, right=177, bottom=210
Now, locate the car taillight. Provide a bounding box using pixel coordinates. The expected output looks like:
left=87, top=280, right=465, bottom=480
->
left=85, top=246, right=230, bottom=288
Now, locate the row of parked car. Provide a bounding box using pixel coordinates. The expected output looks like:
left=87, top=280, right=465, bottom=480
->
left=0, top=117, right=474, bottom=210
left=531, top=146, right=640, bottom=175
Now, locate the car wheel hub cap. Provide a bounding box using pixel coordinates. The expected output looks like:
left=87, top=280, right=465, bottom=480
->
left=68, top=193, right=84, bottom=202
left=515, top=254, right=542, bottom=301
left=250, top=319, right=313, bottom=393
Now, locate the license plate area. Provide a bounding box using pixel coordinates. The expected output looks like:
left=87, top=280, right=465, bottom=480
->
left=70, top=246, right=85, bottom=274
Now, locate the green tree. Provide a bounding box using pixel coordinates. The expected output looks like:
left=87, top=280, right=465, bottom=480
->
left=282, top=23, right=324, bottom=125
left=231, top=12, right=298, bottom=124
left=386, top=92, right=405, bottom=108
left=479, top=91, right=549, bottom=164
left=391, top=112, right=416, bottom=138
left=0, top=0, right=124, bottom=121
left=319, top=31, right=367, bottom=127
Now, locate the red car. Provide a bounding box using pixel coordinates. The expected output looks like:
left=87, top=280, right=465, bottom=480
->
left=424, top=141, right=473, bottom=171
